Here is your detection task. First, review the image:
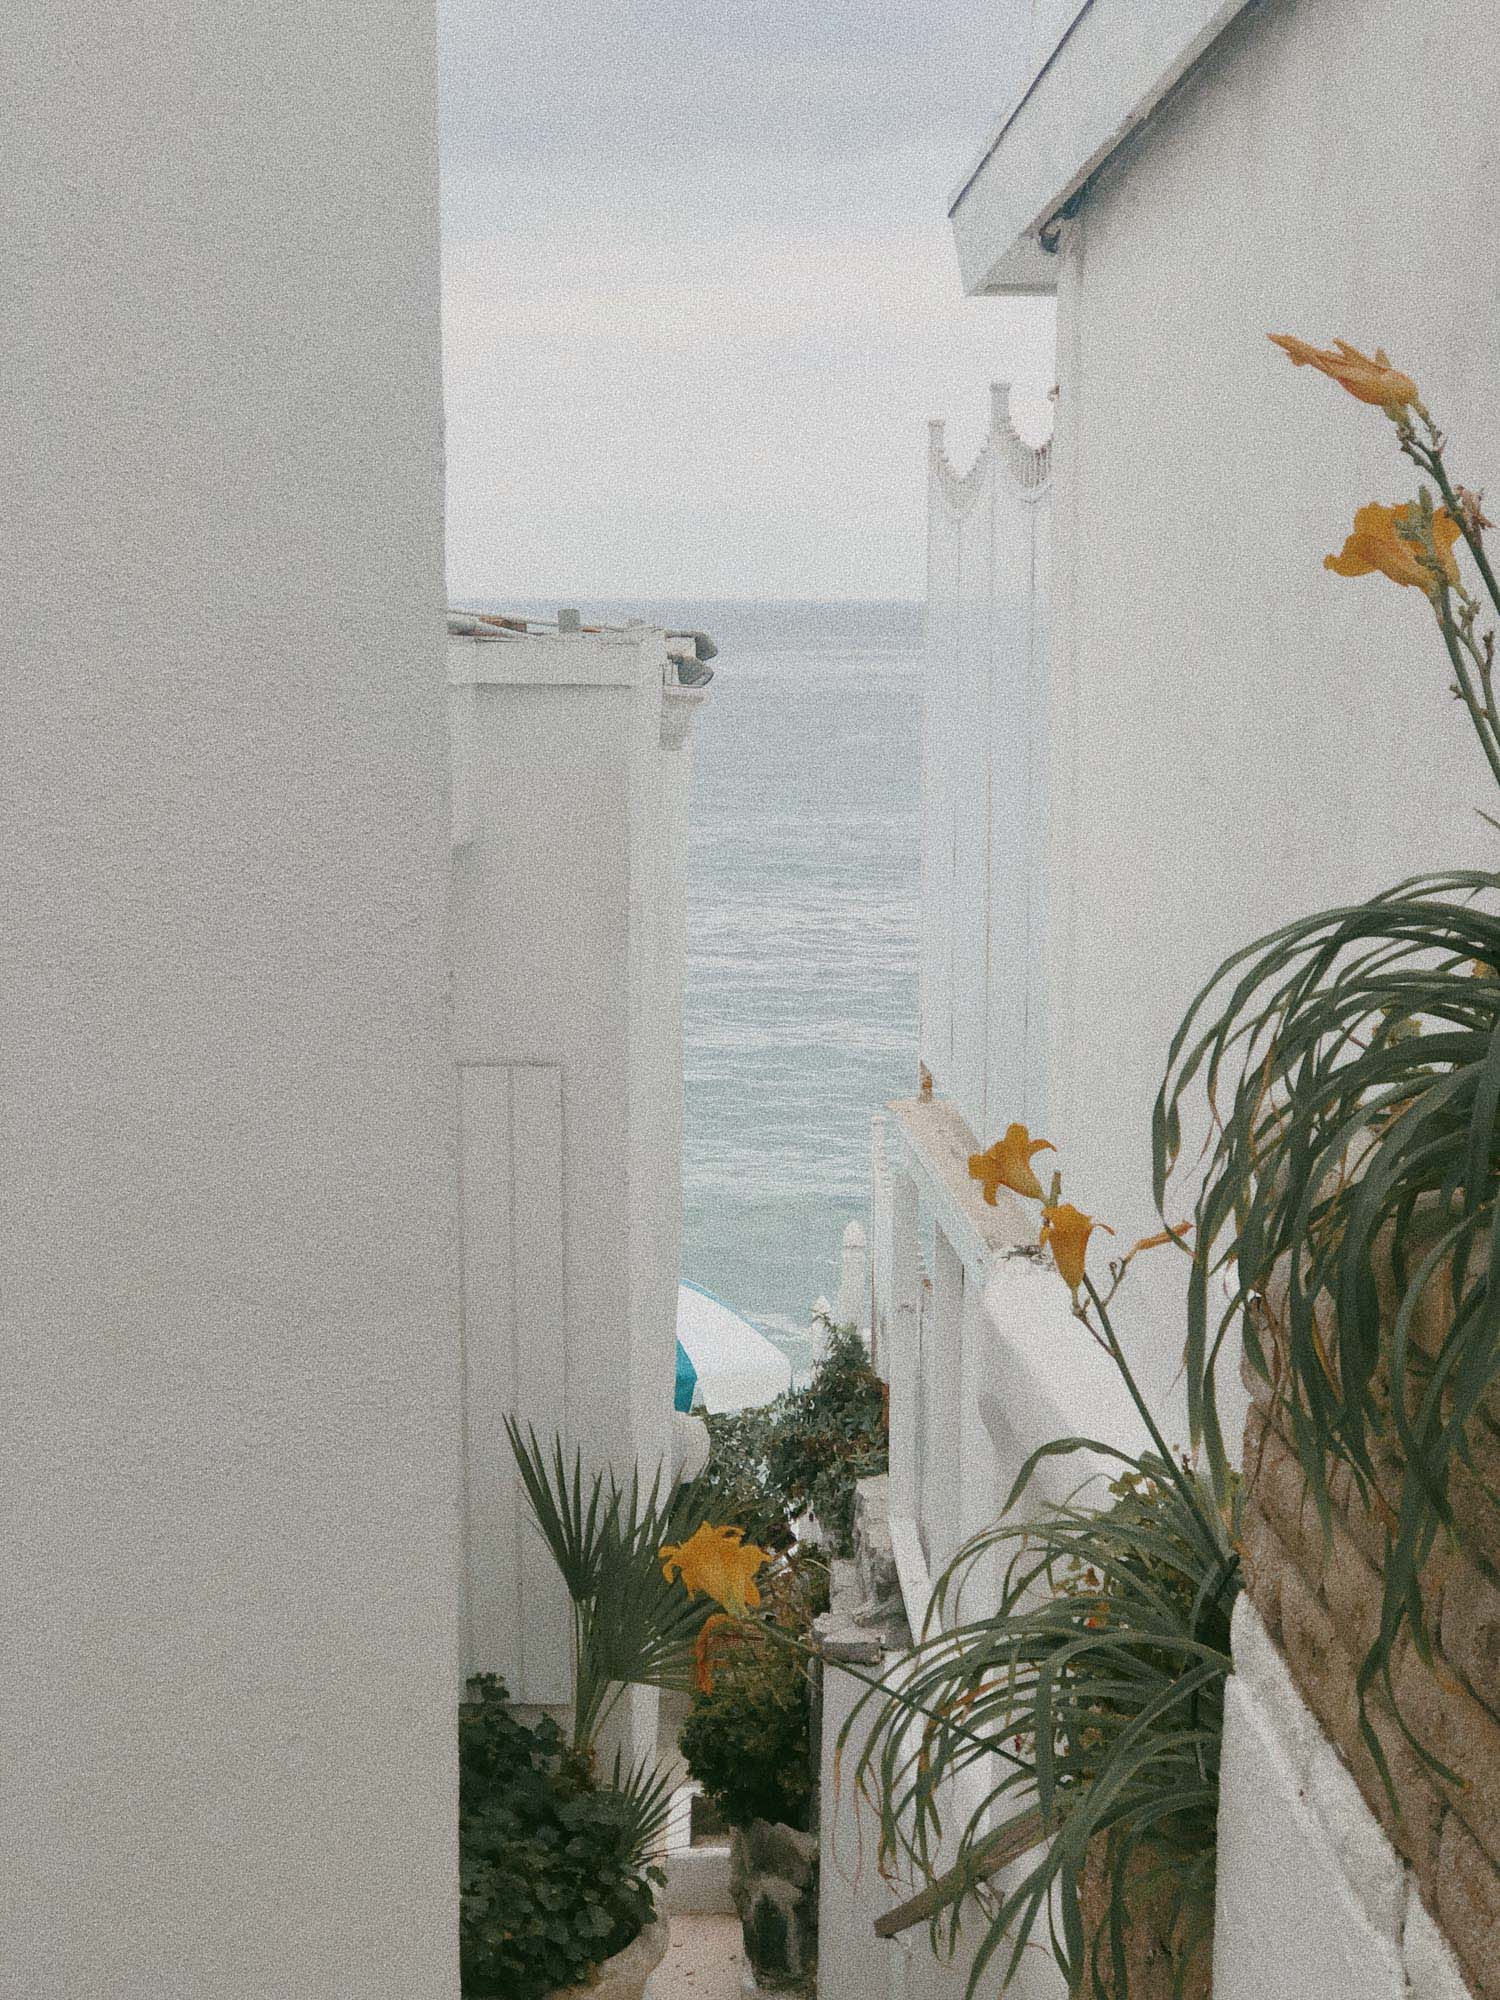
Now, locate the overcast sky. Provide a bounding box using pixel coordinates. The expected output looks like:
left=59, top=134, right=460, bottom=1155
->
left=438, top=1, right=1055, bottom=604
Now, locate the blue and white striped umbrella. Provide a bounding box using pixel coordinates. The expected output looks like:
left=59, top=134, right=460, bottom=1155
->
left=673, top=1281, right=793, bottom=1415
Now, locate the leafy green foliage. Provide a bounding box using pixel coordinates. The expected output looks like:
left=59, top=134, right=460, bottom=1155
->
left=680, top=1624, right=815, bottom=1833
left=680, top=1551, right=826, bottom=1833
left=698, top=1323, right=888, bottom=1559
left=846, top=1293, right=1240, bottom=1999
left=694, top=1399, right=796, bottom=1554
left=1155, top=879, right=1500, bottom=1765
left=459, top=1676, right=667, bottom=1999
left=506, top=1420, right=716, bottom=1751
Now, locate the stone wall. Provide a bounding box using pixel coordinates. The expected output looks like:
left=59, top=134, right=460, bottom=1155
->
left=1237, top=1310, right=1500, bottom=1998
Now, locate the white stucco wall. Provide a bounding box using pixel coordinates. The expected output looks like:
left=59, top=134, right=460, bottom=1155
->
left=2, top=9, right=459, bottom=1997
left=958, top=1, right=1500, bottom=1987
left=820, top=1656, right=1067, bottom=2000
left=1036, top=0, right=1500, bottom=1427
left=1215, top=1601, right=1472, bottom=2000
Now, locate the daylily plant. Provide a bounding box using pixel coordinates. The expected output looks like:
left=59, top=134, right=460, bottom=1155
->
left=1153, top=330, right=1500, bottom=1803
left=965, top=1122, right=1131, bottom=1307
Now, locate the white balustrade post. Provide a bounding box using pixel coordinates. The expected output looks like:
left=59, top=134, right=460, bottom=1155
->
left=868, top=1112, right=892, bottom=1378
left=887, top=1171, right=921, bottom=1526
left=837, top=1219, right=868, bottom=1332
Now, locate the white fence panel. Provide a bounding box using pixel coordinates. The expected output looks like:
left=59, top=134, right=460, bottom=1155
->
left=921, top=387, right=1052, bottom=1144
left=457, top=1059, right=572, bottom=1704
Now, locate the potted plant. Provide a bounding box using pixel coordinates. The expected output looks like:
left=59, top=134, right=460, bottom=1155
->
left=679, top=1557, right=824, bottom=1994
left=456, top=1426, right=723, bottom=1997
left=459, top=1675, right=671, bottom=2000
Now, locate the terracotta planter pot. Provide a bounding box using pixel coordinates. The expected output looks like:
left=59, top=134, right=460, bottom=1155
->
left=547, top=1916, right=670, bottom=2000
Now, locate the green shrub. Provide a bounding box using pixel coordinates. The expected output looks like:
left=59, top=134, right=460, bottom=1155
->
left=695, top=1398, right=795, bottom=1554
left=459, top=1676, right=663, bottom=1999
left=698, top=1323, right=888, bottom=1559
left=679, top=1611, right=815, bottom=1833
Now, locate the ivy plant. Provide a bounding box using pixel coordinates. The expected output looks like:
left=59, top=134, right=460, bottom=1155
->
left=458, top=1675, right=667, bottom=2000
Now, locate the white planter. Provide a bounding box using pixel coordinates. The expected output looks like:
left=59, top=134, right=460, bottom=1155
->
left=548, top=1917, right=670, bottom=2000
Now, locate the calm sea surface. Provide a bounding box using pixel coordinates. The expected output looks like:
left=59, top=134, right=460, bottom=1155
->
left=506, top=597, right=923, bottom=1376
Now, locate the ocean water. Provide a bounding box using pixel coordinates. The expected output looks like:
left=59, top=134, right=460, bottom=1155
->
left=504, top=596, right=923, bottom=1377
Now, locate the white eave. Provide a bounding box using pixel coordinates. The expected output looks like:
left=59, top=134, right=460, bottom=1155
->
left=948, top=0, right=1254, bottom=296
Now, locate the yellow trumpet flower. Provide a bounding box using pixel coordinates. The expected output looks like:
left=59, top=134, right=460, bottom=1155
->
left=968, top=1122, right=1056, bottom=1205
left=660, top=1522, right=770, bottom=1618
left=1268, top=334, right=1419, bottom=413
left=1039, top=1202, right=1113, bottom=1299
left=1324, top=501, right=1461, bottom=594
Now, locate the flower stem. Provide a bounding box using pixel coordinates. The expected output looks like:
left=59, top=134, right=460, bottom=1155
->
left=1433, top=586, right=1500, bottom=794
left=1412, top=428, right=1500, bottom=629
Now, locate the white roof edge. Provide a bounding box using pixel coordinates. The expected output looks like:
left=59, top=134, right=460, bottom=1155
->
left=948, top=0, right=1254, bottom=296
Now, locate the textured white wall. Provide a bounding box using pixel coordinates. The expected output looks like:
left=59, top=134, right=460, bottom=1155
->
left=820, top=1655, right=1067, bottom=2000
left=1039, top=0, right=1500, bottom=1426
left=1, top=8, right=460, bottom=1996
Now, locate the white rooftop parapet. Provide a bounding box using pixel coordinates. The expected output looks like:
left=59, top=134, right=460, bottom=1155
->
left=921, top=387, right=1052, bottom=1149
left=836, top=1219, right=868, bottom=1331
left=948, top=0, right=1254, bottom=294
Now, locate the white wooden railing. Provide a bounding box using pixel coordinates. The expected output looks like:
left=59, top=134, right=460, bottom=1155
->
left=921, top=385, right=1052, bottom=1148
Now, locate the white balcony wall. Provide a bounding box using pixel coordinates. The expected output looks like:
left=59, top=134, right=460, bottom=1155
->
left=447, top=626, right=703, bottom=1725
left=823, top=1092, right=1151, bottom=2000
left=921, top=389, right=1052, bottom=1149
left=2, top=9, right=458, bottom=1995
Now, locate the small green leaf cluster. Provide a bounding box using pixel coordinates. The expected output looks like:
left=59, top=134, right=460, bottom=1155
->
left=699, top=1324, right=888, bottom=1558
left=506, top=1421, right=717, bottom=1751
left=459, top=1676, right=663, bottom=2000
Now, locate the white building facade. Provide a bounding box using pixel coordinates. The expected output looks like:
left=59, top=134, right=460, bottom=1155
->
left=447, top=615, right=707, bottom=1753
left=3, top=7, right=462, bottom=1995
left=3, top=14, right=710, bottom=1992
left=895, top=0, right=1497, bottom=1992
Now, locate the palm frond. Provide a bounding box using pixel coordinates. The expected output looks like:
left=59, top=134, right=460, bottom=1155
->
left=505, top=1419, right=716, bottom=1750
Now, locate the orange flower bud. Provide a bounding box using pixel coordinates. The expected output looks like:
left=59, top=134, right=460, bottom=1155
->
left=1268, top=334, right=1419, bottom=413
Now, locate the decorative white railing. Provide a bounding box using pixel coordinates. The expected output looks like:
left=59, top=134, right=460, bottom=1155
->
left=921, top=385, right=1053, bottom=1148
left=869, top=1092, right=1147, bottom=1640
left=870, top=1095, right=1035, bottom=1624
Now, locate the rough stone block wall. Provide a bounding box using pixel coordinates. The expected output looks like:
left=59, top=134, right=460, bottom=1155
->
left=1239, top=1320, right=1500, bottom=1999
